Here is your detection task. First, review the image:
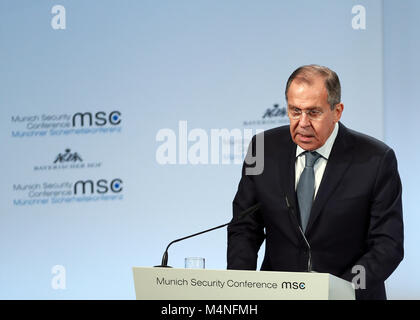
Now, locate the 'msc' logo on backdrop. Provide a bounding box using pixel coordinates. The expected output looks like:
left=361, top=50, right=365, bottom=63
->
left=12, top=178, right=124, bottom=206
left=71, top=111, right=121, bottom=127
left=73, top=179, right=123, bottom=195
left=10, top=110, right=122, bottom=138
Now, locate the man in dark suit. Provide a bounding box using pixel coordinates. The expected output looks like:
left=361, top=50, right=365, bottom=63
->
left=227, top=65, right=404, bottom=300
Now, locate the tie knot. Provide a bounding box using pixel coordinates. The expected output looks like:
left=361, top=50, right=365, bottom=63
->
left=305, top=151, right=321, bottom=167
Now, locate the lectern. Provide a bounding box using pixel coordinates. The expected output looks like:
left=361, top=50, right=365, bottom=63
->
left=132, top=267, right=355, bottom=300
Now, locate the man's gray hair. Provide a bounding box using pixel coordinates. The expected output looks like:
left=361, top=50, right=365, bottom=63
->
left=285, top=64, right=341, bottom=110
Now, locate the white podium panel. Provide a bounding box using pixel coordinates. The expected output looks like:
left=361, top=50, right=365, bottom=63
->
left=132, top=267, right=355, bottom=300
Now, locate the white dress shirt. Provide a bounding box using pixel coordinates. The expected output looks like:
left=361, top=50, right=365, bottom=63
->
left=295, top=122, right=339, bottom=199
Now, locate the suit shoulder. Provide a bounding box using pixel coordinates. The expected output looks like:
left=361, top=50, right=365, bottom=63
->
left=346, top=126, right=392, bottom=155
left=248, top=125, right=292, bottom=156
left=258, top=125, right=290, bottom=143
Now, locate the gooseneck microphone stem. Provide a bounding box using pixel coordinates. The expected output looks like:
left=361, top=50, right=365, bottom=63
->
left=155, top=203, right=261, bottom=268
left=285, top=195, right=312, bottom=273
left=158, top=223, right=230, bottom=267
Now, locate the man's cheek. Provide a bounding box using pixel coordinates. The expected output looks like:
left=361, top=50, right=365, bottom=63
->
left=290, top=122, right=298, bottom=133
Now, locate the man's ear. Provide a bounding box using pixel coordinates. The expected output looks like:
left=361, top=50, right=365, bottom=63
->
left=334, top=103, right=344, bottom=123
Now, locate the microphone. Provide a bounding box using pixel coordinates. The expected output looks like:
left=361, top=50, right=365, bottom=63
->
left=155, top=202, right=261, bottom=268
left=285, top=195, right=312, bottom=272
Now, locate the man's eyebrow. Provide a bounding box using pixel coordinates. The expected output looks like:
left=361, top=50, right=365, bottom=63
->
left=288, top=104, right=323, bottom=109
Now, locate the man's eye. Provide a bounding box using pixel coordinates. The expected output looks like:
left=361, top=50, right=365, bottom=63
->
left=310, top=110, right=321, bottom=116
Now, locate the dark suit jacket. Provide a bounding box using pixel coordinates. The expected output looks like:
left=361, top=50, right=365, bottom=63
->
left=227, top=122, right=404, bottom=300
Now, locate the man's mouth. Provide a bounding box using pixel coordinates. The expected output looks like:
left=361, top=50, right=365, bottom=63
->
left=296, top=133, right=315, bottom=142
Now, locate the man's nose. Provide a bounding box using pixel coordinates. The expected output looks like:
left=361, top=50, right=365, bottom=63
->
left=299, top=112, right=311, bottom=127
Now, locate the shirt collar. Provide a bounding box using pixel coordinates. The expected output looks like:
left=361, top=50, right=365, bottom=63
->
left=295, top=122, right=339, bottom=160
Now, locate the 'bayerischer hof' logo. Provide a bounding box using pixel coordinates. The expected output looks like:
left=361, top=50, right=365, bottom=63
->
left=243, top=104, right=289, bottom=127
left=33, top=148, right=101, bottom=171
left=54, top=148, right=83, bottom=163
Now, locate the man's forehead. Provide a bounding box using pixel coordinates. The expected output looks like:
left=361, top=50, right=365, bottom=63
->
left=290, top=76, right=325, bottom=89
left=287, top=78, right=328, bottom=101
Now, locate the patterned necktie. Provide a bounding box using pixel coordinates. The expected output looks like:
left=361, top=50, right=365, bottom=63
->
left=297, top=151, right=321, bottom=232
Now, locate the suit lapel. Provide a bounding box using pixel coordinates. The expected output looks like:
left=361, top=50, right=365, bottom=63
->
left=305, top=122, right=355, bottom=235
left=285, top=141, right=298, bottom=209
left=279, top=137, right=301, bottom=238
